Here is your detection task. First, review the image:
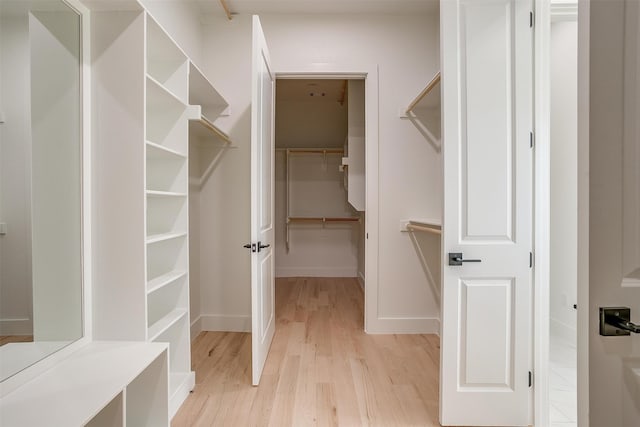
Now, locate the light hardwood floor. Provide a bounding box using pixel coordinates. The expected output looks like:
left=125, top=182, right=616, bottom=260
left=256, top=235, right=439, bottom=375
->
left=172, top=277, right=441, bottom=427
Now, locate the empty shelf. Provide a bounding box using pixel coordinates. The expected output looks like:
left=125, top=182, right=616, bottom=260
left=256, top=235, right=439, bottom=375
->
left=146, top=141, right=187, bottom=160
left=188, top=61, right=228, bottom=119
left=147, top=270, right=187, bottom=294
left=147, top=309, right=187, bottom=341
left=146, top=190, right=187, bottom=198
left=146, top=231, right=187, bottom=245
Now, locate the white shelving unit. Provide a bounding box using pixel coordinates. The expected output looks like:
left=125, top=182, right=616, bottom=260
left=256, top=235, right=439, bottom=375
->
left=0, top=342, right=169, bottom=427
left=188, top=62, right=231, bottom=146
left=90, top=5, right=231, bottom=417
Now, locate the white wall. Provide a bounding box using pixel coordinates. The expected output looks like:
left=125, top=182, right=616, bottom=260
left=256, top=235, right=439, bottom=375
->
left=550, top=21, right=578, bottom=342
left=274, top=152, right=359, bottom=277
left=0, top=11, right=33, bottom=336
left=139, top=0, right=203, bottom=68
left=199, top=12, right=442, bottom=333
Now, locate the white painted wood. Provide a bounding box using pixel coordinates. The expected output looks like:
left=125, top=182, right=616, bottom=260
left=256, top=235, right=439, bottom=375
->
left=622, top=0, right=640, bottom=287
left=92, top=9, right=147, bottom=342
left=440, top=1, right=534, bottom=425
left=346, top=80, right=365, bottom=211
left=576, top=3, right=590, bottom=425
left=90, top=7, right=195, bottom=416
left=0, top=342, right=169, bottom=427
left=250, top=15, right=276, bottom=386
left=85, top=391, right=124, bottom=427
left=588, top=1, right=640, bottom=426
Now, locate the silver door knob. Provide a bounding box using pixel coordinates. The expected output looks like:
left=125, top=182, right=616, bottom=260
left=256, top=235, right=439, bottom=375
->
left=599, top=307, right=640, bottom=336
left=448, top=252, right=482, bottom=266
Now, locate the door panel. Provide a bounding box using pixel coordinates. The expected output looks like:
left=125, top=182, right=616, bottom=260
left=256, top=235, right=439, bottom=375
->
left=461, top=279, right=514, bottom=387
left=440, top=1, right=533, bottom=425
left=251, top=15, right=275, bottom=386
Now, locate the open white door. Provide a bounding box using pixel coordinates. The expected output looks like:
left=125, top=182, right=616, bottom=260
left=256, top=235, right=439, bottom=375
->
left=440, top=1, right=534, bottom=425
left=250, top=15, right=275, bottom=386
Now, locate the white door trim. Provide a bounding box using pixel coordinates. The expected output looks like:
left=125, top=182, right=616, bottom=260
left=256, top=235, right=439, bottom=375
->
left=575, top=2, right=590, bottom=425
left=275, top=65, right=380, bottom=333
left=533, top=1, right=552, bottom=425
left=533, top=0, right=589, bottom=426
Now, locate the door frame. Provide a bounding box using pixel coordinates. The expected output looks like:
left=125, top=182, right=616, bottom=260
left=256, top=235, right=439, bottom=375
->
left=274, top=64, right=379, bottom=333
left=533, top=0, right=589, bottom=425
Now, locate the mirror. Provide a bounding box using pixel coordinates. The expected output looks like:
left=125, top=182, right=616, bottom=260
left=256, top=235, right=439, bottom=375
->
left=0, top=0, right=83, bottom=381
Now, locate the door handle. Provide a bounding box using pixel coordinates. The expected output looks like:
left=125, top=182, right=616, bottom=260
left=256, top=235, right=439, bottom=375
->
left=448, top=252, right=482, bottom=266
left=600, top=307, right=640, bottom=336
left=243, top=243, right=257, bottom=253
left=258, top=242, right=270, bottom=252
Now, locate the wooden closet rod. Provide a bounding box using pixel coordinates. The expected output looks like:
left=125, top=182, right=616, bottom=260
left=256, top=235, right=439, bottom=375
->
left=276, top=148, right=344, bottom=154
left=406, top=223, right=442, bottom=235
left=219, top=0, right=232, bottom=20
left=288, top=216, right=360, bottom=223
left=199, top=116, right=231, bottom=144
left=406, top=72, right=441, bottom=114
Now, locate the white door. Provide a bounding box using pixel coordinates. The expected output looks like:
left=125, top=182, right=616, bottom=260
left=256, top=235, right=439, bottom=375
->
left=587, top=1, right=640, bottom=426
left=440, top=1, right=533, bottom=425
left=250, top=15, right=275, bottom=386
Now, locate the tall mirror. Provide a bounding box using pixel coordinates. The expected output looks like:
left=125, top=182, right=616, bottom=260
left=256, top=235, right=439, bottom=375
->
left=0, top=0, right=83, bottom=381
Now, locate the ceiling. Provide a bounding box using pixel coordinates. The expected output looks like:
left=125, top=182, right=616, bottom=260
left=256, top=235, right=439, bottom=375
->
left=195, top=0, right=439, bottom=16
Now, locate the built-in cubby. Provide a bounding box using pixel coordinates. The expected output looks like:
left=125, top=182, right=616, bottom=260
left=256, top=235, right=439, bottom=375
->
left=0, top=342, right=169, bottom=426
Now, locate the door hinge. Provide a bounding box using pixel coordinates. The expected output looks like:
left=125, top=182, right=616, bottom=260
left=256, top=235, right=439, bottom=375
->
left=529, top=371, right=533, bottom=387
left=529, top=131, right=534, bottom=148
left=529, top=252, right=534, bottom=268
left=530, top=11, right=534, bottom=28
left=366, top=233, right=369, bottom=239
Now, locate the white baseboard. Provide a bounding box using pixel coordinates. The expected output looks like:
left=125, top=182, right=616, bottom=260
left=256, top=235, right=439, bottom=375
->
left=550, top=317, right=577, bottom=345
left=366, top=317, right=440, bottom=335
left=275, top=266, right=358, bottom=278
left=0, top=318, right=32, bottom=335
left=357, top=272, right=365, bottom=292
left=200, top=314, right=251, bottom=332
left=190, top=316, right=202, bottom=342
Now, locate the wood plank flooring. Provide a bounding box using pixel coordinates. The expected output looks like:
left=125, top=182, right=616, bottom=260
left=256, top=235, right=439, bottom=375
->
left=172, top=277, right=441, bottom=427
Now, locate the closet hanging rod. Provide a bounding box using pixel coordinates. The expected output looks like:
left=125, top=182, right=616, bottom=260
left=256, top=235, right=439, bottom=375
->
left=406, top=223, right=442, bottom=235
left=406, top=72, right=441, bottom=114
left=276, top=148, right=344, bottom=154
left=198, top=116, right=231, bottom=144
left=287, top=216, right=360, bottom=223
left=219, top=0, right=233, bottom=20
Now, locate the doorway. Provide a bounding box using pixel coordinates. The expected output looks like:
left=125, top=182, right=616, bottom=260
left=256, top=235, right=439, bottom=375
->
left=548, top=13, right=578, bottom=427
left=273, top=77, right=366, bottom=322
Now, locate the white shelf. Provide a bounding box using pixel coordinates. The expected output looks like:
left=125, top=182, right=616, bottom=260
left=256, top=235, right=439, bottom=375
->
left=146, top=141, right=186, bottom=160
left=147, top=270, right=187, bottom=294
left=146, top=231, right=187, bottom=245
left=168, top=372, right=195, bottom=419
left=188, top=61, right=228, bottom=120
left=0, top=342, right=168, bottom=426
left=147, top=309, right=187, bottom=341
left=146, top=75, right=186, bottom=111
left=146, top=190, right=187, bottom=198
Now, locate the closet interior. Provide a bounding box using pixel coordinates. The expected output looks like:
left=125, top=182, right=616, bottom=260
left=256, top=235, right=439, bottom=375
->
left=274, top=79, right=366, bottom=284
